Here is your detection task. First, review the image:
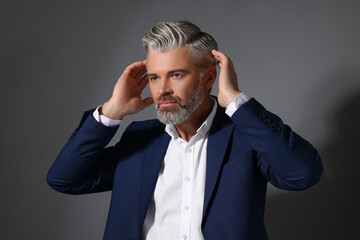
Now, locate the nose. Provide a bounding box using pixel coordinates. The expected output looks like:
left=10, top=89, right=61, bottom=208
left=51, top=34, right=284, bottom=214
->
left=158, top=78, right=173, bottom=96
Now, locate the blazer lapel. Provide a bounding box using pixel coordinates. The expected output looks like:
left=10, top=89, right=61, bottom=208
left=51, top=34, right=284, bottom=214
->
left=138, top=126, right=171, bottom=227
left=135, top=105, right=234, bottom=229
left=202, top=106, right=234, bottom=226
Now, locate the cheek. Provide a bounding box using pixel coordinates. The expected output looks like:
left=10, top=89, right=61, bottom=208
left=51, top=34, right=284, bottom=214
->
left=149, top=84, right=158, bottom=99
left=177, top=79, right=199, bottom=94
left=180, top=79, right=202, bottom=95
left=172, top=86, right=188, bottom=99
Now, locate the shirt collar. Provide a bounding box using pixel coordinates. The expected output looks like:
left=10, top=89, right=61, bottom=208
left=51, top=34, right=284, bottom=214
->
left=165, top=97, right=218, bottom=140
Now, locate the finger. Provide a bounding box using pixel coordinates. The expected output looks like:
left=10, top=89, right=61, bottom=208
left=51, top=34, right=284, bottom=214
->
left=138, top=74, right=149, bottom=89
left=134, top=60, right=147, bottom=79
left=124, top=61, right=146, bottom=77
left=135, top=67, right=147, bottom=80
left=124, top=61, right=143, bottom=72
left=132, top=64, right=147, bottom=79
left=212, top=50, right=231, bottom=70
left=214, top=49, right=228, bottom=57
left=142, top=97, right=154, bottom=107
left=212, top=52, right=222, bottom=68
left=212, top=49, right=226, bottom=61
left=138, top=97, right=154, bottom=111
left=212, top=50, right=221, bottom=61
left=213, top=50, right=232, bottom=64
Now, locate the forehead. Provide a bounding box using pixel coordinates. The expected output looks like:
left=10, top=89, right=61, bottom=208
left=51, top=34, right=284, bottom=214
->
left=146, top=46, right=197, bottom=73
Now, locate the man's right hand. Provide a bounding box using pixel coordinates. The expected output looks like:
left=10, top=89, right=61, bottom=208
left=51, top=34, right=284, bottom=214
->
left=101, top=60, right=154, bottom=120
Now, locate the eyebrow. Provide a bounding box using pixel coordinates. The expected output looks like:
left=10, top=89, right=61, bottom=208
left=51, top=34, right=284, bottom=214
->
left=168, top=69, right=190, bottom=74
left=147, top=69, right=190, bottom=78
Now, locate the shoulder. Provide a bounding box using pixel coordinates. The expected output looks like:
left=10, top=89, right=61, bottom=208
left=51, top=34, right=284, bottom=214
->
left=124, top=118, right=165, bottom=136
left=117, top=119, right=168, bottom=150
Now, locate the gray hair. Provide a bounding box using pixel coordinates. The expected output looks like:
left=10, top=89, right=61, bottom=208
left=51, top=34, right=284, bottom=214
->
left=142, top=21, right=218, bottom=71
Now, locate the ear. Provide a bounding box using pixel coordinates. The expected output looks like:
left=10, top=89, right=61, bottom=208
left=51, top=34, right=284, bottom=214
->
left=204, top=65, right=217, bottom=91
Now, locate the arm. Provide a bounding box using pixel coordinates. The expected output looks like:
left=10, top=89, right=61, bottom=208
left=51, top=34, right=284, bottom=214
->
left=47, top=61, right=153, bottom=194
left=46, top=110, right=120, bottom=194
left=213, top=50, right=322, bottom=190
left=232, top=98, right=322, bottom=190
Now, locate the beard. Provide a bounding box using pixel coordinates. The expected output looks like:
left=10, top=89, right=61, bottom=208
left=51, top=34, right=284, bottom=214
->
left=155, top=82, right=205, bottom=125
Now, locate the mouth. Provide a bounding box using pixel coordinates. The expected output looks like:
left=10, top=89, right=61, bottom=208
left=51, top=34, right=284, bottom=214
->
left=158, top=101, right=178, bottom=108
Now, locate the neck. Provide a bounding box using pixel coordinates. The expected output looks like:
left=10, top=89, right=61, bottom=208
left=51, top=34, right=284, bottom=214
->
left=175, top=96, right=213, bottom=142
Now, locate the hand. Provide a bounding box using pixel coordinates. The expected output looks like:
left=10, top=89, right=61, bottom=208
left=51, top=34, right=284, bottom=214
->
left=101, top=60, right=153, bottom=120
left=211, top=50, right=242, bottom=108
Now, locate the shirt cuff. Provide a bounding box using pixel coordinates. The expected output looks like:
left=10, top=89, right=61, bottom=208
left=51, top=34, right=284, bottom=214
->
left=225, top=92, right=251, bottom=117
left=93, top=106, right=122, bottom=127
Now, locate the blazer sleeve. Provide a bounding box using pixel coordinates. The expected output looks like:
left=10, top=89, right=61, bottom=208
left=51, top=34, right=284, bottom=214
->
left=46, top=109, right=126, bottom=194
left=231, top=98, right=322, bottom=190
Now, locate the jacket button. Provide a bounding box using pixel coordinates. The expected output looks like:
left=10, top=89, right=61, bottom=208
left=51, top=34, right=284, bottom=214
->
left=274, top=126, right=281, bottom=132
left=258, top=114, right=266, bottom=119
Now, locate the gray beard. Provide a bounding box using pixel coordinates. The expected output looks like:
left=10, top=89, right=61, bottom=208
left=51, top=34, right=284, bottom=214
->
left=155, top=83, right=204, bottom=125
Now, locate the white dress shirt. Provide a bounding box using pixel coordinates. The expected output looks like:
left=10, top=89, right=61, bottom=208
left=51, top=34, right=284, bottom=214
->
left=93, top=93, right=250, bottom=240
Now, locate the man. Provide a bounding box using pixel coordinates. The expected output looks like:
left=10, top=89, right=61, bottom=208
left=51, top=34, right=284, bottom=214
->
left=47, top=21, right=322, bottom=240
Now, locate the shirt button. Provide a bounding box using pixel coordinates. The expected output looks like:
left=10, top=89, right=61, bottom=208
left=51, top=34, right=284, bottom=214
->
left=184, top=205, right=190, bottom=211
left=187, top=148, right=192, bottom=153
left=185, top=176, right=191, bottom=182
left=183, top=234, right=188, bottom=239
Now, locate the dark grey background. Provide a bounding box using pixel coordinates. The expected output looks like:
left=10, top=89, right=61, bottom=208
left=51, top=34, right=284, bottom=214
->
left=1, top=0, right=360, bottom=239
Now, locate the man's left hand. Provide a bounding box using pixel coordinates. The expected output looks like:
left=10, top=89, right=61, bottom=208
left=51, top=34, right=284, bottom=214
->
left=212, top=49, right=242, bottom=108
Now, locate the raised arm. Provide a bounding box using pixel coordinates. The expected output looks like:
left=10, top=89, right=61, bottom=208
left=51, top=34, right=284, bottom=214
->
left=47, top=61, right=153, bottom=194
left=212, top=49, right=322, bottom=190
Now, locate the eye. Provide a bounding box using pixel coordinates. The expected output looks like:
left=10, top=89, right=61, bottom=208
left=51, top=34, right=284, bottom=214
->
left=173, top=73, right=182, bottom=79
left=149, top=76, right=159, bottom=82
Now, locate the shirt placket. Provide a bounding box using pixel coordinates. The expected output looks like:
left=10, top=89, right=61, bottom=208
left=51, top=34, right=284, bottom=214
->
left=180, top=141, right=194, bottom=240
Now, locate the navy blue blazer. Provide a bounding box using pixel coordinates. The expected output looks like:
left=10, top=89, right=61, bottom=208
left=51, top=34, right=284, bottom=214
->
left=47, top=98, right=322, bottom=240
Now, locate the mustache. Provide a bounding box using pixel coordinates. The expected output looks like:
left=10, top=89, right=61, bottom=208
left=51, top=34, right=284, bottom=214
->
left=156, top=95, right=181, bottom=105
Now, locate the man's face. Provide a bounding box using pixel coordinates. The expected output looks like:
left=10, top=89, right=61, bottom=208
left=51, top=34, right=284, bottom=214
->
left=146, top=46, right=207, bottom=125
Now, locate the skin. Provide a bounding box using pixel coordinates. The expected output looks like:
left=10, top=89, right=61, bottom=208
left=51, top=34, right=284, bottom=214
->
left=101, top=47, right=241, bottom=142
left=146, top=46, right=215, bottom=141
